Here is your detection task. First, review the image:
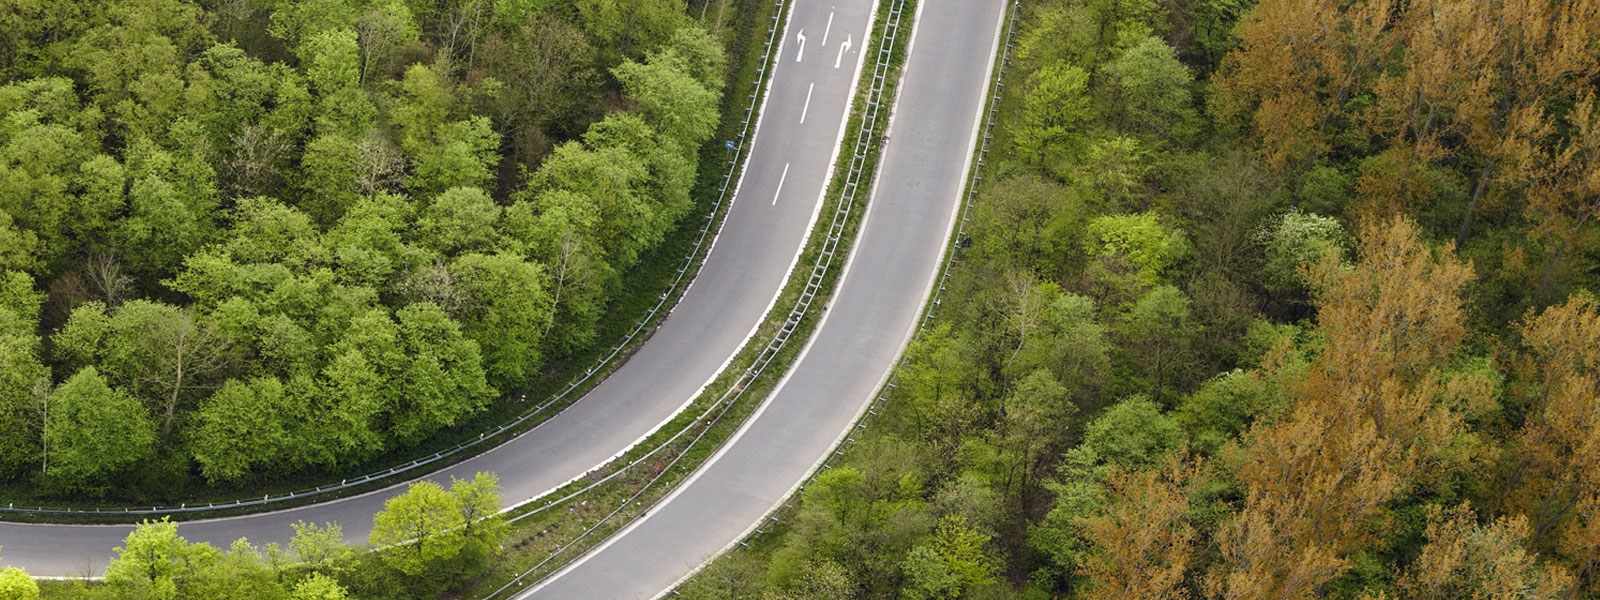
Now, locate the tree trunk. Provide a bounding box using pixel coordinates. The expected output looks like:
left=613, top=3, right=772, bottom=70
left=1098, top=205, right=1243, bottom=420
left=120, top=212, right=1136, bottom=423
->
left=1455, top=159, right=1497, bottom=248
left=163, top=354, right=184, bottom=437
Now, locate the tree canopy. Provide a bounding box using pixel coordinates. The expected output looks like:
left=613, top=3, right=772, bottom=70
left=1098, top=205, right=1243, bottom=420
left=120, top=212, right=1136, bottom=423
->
left=0, top=0, right=728, bottom=496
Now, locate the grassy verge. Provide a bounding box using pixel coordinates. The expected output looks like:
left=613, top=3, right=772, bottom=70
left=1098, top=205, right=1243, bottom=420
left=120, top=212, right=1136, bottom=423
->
left=669, top=1, right=1024, bottom=595
left=0, top=1, right=786, bottom=522
left=448, top=0, right=919, bottom=597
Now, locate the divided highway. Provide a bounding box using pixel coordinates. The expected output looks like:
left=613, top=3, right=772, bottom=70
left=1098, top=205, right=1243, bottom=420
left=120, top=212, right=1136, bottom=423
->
left=0, top=0, right=874, bottom=577
left=520, top=0, right=1007, bottom=597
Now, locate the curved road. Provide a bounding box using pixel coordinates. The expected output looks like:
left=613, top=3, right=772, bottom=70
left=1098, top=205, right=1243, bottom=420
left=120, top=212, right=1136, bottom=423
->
left=0, top=0, right=874, bottom=577
left=521, top=0, right=1006, bottom=597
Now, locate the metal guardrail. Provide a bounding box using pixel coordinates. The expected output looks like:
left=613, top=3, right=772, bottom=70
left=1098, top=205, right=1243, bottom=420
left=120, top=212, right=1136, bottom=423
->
left=0, top=1, right=796, bottom=520
left=669, top=0, right=1025, bottom=592
left=480, top=0, right=913, bottom=596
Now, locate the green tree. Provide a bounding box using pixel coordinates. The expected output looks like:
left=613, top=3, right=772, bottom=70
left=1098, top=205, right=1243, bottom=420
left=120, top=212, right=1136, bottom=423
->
left=653, top=26, right=728, bottom=91
left=613, top=48, right=719, bottom=148
left=449, top=472, right=509, bottom=563
left=0, top=272, right=46, bottom=477
left=353, top=1, right=419, bottom=85
left=1014, top=62, right=1093, bottom=167
left=504, top=189, right=609, bottom=353
left=1000, top=369, right=1075, bottom=493
left=416, top=186, right=501, bottom=254
left=1174, top=369, right=1279, bottom=455
left=117, top=171, right=212, bottom=277
left=0, top=106, right=90, bottom=271
left=53, top=300, right=236, bottom=437
left=290, top=573, right=349, bottom=600
left=75, top=154, right=129, bottom=252
left=1015, top=292, right=1111, bottom=396
left=1072, top=396, right=1184, bottom=474
left=575, top=0, right=687, bottom=64
left=406, top=117, right=499, bottom=197
left=451, top=252, right=553, bottom=388
left=66, top=0, right=213, bottom=142
left=970, top=176, right=1088, bottom=279
left=268, top=0, right=357, bottom=48
left=581, top=112, right=698, bottom=261
left=899, top=515, right=999, bottom=600
left=1084, top=212, right=1190, bottom=287
left=189, top=376, right=300, bottom=484
left=1030, top=397, right=1184, bottom=584
left=44, top=367, right=157, bottom=492
left=481, top=14, right=599, bottom=166
left=104, top=519, right=211, bottom=600
left=1016, top=0, right=1162, bottom=69
left=187, top=538, right=286, bottom=600
left=370, top=480, right=465, bottom=577
left=1115, top=285, right=1197, bottom=403
left=308, top=348, right=389, bottom=467
left=326, top=193, right=428, bottom=289
left=0, top=547, right=39, bottom=600
left=220, top=197, right=329, bottom=268
left=113, top=139, right=221, bottom=278
left=770, top=459, right=933, bottom=595
left=763, top=560, right=857, bottom=600
left=298, top=134, right=363, bottom=225
left=390, top=302, right=493, bottom=443
left=0, top=210, right=37, bottom=273
left=289, top=521, right=351, bottom=571
left=1258, top=209, right=1348, bottom=296
left=1104, top=36, right=1197, bottom=144
left=898, top=323, right=982, bottom=457
left=370, top=472, right=504, bottom=581
left=526, top=135, right=651, bottom=269
left=0, top=565, right=38, bottom=600
left=301, top=28, right=374, bottom=137
left=393, top=63, right=453, bottom=155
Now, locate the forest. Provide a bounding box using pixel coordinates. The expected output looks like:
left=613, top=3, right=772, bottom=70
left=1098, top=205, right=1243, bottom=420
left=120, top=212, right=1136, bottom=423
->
left=678, top=0, right=1600, bottom=598
left=0, top=0, right=726, bottom=497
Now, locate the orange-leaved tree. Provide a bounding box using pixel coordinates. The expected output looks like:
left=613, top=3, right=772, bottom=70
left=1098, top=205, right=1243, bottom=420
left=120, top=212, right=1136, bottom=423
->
left=1206, top=218, right=1490, bottom=599
left=1209, top=0, right=1396, bottom=171
left=1502, top=291, right=1600, bottom=593
left=1076, top=454, right=1200, bottom=600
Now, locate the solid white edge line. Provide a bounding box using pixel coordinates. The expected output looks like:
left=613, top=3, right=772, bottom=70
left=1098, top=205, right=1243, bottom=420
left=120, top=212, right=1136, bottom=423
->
left=644, top=0, right=1004, bottom=595
left=518, top=0, right=885, bottom=595
left=502, top=0, right=821, bottom=517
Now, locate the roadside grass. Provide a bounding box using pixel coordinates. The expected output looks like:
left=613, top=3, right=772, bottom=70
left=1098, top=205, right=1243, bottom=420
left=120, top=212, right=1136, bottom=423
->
left=0, top=1, right=784, bottom=521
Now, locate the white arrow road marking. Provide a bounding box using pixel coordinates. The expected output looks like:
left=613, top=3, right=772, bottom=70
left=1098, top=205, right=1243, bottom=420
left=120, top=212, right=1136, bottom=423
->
left=795, top=29, right=806, bottom=62
left=800, top=82, right=815, bottom=123
left=772, top=163, right=790, bottom=206
left=821, top=9, right=835, bottom=45
left=835, top=34, right=852, bottom=68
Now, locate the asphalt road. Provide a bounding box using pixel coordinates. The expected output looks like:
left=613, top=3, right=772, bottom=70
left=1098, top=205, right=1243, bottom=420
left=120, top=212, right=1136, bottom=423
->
left=0, top=0, right=874, bottom=577
left=519, top=0, right=1006, bottom=597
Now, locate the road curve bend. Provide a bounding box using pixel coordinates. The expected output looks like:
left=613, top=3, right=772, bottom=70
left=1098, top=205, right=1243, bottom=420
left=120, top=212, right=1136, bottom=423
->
left=0, top=0, right=875, bottom=577
left=518, top=0, right=1007, bottom=597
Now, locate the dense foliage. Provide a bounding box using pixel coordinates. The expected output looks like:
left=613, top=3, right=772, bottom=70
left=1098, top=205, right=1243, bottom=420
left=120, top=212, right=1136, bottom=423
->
left=682, top=0, right=1600, bottom=598
left=0, top=0, right=726, bottom=496
left=34, top=472, right=508, bottom=600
